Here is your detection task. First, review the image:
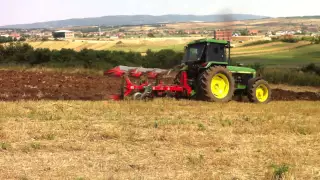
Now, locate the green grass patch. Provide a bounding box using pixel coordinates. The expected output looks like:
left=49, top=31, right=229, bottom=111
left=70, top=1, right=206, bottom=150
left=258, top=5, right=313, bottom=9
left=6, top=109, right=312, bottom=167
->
left=233, top=44, right=320, bottom=67
left=0, top=142, right=11, bottom=150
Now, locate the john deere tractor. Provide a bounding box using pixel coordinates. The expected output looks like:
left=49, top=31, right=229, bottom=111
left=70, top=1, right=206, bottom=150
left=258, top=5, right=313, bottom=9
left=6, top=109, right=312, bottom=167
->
left=105, top=38, right=271, bottom=103
left=179, top=38, right=271, bottom=103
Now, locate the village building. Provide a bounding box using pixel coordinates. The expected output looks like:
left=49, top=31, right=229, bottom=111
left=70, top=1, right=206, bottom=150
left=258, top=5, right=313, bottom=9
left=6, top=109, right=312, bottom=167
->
left=52, top=30, right=74, bottom=39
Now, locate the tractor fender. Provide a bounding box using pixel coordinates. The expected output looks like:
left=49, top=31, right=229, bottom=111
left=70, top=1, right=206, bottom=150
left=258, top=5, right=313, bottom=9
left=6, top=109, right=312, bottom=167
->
left=199, top=62, right=227, bottom=75
left=201, top=62, right=228, bottom=69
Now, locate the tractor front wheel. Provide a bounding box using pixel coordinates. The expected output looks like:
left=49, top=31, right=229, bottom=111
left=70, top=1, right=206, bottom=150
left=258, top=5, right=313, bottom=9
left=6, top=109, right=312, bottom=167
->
left=199, top=66, right=235, bottom=102
left=248, top=79, right=271, bottom=103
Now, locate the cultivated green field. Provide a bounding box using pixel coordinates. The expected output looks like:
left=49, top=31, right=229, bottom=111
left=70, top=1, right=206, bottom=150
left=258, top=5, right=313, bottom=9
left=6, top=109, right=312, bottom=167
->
left=1, top=100, right=320, bottom=179
left=233, top=43, right=320, bottom=67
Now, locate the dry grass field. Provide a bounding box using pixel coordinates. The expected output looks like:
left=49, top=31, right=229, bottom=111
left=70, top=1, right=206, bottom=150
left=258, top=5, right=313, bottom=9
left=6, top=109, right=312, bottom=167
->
left=1, top=99, right=320, bottom=179
left=26, top=35, right=308, bottom=55
left=26, top=36, right=278, bottom=54
left=27, top=37, right=201, bottom=52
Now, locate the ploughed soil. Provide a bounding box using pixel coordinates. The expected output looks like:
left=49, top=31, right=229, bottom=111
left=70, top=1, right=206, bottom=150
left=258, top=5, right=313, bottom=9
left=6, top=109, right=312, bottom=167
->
left=0, top=70, right=319, bottom=101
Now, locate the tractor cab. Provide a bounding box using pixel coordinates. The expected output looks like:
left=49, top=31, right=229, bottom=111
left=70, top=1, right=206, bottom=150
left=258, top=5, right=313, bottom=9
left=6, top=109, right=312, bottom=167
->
left=182, top=39, right=231, bottom=66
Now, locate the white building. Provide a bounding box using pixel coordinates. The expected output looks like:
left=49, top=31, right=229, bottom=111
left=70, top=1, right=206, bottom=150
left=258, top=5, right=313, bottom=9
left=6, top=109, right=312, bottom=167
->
left=0, top=34, right=10, bottom=38
left=52, top=30, right=74, bottom=39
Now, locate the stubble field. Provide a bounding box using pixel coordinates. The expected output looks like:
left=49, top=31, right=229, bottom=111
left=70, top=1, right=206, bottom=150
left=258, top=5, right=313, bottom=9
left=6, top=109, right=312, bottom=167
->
left=0, top=99, right=320, bottom=179
left=0, top=69, right=319, bottom=179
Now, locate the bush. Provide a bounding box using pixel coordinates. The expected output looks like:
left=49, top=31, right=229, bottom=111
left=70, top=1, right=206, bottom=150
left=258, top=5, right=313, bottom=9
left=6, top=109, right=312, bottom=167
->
left=41, top=37, right=49, bottom=41
left=282, top=38, right=300, bottom=43
left=301, top=36, right=314, bottom=41
left=300, top=36, right=320, bottom=44
left=271, top=164, right=289, bottom=180
left=242, top=40, right=272, bottom=47
left=19, top=37, right=27, bottom=42
left=272, top=35, right=300, bottom=43
left=313, top=36, right=320, bottom=44
left=262, top=68, right=320, bottom=86
left=147, top=33, right=155, bottom=38
left=279, top=35, right=300, bottom=43
left=301, top=63, right=320, bottom=76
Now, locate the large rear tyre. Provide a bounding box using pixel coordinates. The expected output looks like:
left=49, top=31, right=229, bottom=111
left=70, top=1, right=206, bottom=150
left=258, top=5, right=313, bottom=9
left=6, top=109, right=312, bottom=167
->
left=248, top=79, right=271, bottom=103
left=199, top=66, right=235, bottom=102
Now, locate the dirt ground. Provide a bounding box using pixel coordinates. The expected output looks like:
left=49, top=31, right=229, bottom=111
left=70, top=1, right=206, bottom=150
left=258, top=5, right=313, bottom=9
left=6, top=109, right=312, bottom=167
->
left=0, top=70, right=319, bottom=101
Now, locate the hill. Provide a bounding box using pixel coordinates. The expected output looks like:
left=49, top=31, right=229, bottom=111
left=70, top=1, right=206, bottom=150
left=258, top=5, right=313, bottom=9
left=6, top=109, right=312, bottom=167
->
left=1, top=14, right=268, bottom=29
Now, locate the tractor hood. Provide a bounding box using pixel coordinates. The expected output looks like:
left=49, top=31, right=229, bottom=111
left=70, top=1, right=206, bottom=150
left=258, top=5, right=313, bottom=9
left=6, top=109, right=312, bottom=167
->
left=227, top=66, right=256, bottom=74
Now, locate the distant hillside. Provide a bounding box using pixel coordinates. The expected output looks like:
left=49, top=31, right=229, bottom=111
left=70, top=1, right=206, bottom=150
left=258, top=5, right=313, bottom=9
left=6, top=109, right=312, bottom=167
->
left=1, top=14, right=269, bottom=29
left=285, top=15, right=320, bottom=19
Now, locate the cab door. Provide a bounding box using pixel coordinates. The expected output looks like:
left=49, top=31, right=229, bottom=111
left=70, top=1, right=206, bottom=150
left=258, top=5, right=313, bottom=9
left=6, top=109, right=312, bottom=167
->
left=207, top=43, right=226, bottom=62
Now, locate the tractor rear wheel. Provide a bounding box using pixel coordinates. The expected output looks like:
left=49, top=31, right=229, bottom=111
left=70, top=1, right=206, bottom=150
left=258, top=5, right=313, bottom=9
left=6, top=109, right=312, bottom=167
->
left=199, top=66, right=235, bottom=102
left=248, top=79, right=271, bottom=103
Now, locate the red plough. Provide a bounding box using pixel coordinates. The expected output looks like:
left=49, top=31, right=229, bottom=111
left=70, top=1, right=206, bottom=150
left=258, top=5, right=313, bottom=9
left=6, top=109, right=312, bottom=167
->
left=104, top=66, right=193, bottom=100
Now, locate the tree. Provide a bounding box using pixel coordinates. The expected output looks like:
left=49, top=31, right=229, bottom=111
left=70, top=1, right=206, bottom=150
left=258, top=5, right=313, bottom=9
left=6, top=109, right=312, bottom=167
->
left=147, top=33, right=155, bottom=38
left=41, top=37, right=49, bottom=41
left=178, top=30, right=184, bottom=35
left=239, top=29, right=249, bottom=36
left=0, top=36, right=13, bottom=43
left=19, top=37, right=27, bottom=42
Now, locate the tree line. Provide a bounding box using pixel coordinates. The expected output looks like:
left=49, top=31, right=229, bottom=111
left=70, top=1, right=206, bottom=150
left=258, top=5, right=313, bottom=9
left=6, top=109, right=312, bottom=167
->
left=0, top=36, right=27, bottom=43
left=0, top=42, right=184, bottom=70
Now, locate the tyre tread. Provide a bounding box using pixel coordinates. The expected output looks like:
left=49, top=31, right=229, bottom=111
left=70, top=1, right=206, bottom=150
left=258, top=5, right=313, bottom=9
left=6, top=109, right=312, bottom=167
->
left=199, top=66, right=235, bottom=102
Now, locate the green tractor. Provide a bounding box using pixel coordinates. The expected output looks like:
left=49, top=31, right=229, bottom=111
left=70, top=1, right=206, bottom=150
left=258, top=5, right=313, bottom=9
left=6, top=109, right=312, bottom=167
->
left=179, top=38, right=271, bottom=103
left=105, top=38, right=271, bottom=103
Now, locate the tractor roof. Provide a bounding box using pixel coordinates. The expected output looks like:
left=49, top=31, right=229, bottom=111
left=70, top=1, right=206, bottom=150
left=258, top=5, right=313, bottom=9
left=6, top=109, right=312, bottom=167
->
left=188, top=38, right=229, bottom=45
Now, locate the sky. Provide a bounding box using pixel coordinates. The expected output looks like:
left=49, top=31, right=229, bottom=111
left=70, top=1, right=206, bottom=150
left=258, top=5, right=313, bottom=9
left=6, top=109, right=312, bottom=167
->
left=1, top=0, right=319, bottom=26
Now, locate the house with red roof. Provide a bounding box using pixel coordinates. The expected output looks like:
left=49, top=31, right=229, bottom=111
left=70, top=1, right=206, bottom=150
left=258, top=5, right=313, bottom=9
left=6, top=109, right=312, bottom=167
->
left=10, top=32, right=21, bottom=40
left=248, top=30, right=259, bottom=35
